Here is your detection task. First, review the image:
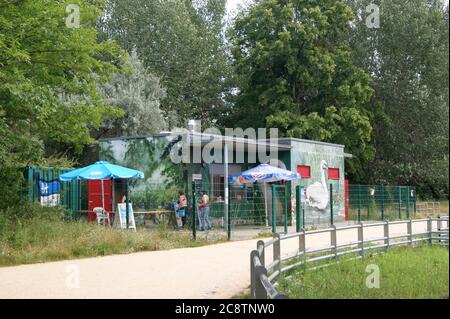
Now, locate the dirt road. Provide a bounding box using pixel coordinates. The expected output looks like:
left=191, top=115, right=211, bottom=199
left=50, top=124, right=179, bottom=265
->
left=0, top=220, right=437, bottom=298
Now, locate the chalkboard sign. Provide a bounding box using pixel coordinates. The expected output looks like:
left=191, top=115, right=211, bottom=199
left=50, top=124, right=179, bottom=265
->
left=115, top=203, right=136, bottom=230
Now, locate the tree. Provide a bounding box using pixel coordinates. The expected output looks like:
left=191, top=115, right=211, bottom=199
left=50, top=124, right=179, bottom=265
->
left=0, top=0, right=125, bottom=206
left=347, top=0, right=449, bottom=198
left=0, top=0, right=125, bottom=166
left=100, top=0, right=231, bottom=127
left=226, top=0, right=375, bottom=177
left=99, top=49, right=167, bottom=137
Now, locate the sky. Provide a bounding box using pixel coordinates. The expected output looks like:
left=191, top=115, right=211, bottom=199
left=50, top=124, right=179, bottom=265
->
left=226, top=0, right=247, bottom=18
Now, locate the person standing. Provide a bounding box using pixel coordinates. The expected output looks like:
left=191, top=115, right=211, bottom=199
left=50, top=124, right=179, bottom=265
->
left=200, top=190, right=211, bottom=231
left=179, top=191, right=188, bottom=227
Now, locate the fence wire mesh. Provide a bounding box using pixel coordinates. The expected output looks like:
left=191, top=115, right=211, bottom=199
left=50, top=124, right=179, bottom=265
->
left=21, top=166, right=426, bottom=240
left=347, top=185, right=417, bottom=222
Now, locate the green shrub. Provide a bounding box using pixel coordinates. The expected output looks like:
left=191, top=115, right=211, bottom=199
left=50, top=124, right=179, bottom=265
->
left=0, top=166, right=26, bottom=210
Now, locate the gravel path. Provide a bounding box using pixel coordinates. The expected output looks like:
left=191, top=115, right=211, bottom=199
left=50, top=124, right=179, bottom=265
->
left=0, top=220, right=436, bottom=299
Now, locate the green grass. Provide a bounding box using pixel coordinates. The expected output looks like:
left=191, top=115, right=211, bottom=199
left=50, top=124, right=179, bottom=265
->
left=277, top=245, right=449, bottom=299
left=0, top=204, right=223, bottom=267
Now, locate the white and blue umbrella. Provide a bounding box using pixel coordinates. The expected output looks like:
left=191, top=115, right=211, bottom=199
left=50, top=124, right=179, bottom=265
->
left=229, top=164, right=300, bottom=185
left=230, top=164, right=301, bottom=227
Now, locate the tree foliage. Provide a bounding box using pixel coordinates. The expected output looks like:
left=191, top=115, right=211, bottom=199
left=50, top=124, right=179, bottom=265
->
left=0, top=0, right=125, bottom=167
left=226, top=0, right=375, bottom=177
left=100, top=0, right=231, bottom=127
left=347, top=0, right=449, bottom=197
left=99, top=49, right=167, bottom=137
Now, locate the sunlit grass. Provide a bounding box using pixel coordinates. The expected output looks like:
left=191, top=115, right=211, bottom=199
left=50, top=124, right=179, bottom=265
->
left=277, top=245, right=448, bottom=299
left=0, top=205, right=223, bottom=267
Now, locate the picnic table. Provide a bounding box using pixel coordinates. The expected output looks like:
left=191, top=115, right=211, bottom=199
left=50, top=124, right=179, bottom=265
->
left=134, top=209, right=175, bottom=225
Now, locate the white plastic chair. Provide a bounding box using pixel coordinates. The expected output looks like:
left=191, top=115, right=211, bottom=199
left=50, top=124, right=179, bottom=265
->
left=93, top=207, right=110, bottom=226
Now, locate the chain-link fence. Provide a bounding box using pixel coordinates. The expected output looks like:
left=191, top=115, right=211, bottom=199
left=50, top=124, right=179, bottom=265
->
left=188, top=180, right=292, bottom=240
left=20, top=167, right=422, bottom=239
left=299, top=183, right=345, bottom=226
left=347, top=185, right=417, bottom=222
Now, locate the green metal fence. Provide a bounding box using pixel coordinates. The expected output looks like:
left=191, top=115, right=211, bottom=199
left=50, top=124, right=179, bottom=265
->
left=22, top=166, right=82, bottom=220
left=207, top=182, right=268, bottom=227
left=347, top=185, right=417, bottom=222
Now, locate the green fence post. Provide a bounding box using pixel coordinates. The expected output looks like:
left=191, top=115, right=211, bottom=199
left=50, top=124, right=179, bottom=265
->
left=330, top=184, right=334, bottom=225
left=192, top=181, right=196, bottom=240
left=295, top=185, right=301, bottom=232
left=358, top=184, right=361, bottom=222
left=398, top=186, right=402, bottom=219
left=406, top=186, right=411, bottom=219
left=284, top=185, right=288, bottom=234
left=27, top=167, right=33, bottom=203
left=228, top=186, right=231, bottom=240
left=381, top=185, right=385, bottom=221
left=302, top=187, right=305, bottom=229
left=271, top=184, right=276, bottom=233
left=413, top=188, right=417, bottom=217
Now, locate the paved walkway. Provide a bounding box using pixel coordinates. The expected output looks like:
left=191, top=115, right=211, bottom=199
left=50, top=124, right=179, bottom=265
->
left=0, top=220, right=439, bottom=299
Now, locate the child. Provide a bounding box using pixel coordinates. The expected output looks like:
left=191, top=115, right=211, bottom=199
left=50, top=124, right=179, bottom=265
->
left=173, top=200, right=183, bottom=229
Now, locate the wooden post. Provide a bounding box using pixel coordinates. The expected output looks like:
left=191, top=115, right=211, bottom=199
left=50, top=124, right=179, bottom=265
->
left=427, top=216, right=432, bottom=245
left=407, top=219, right=413, bottom=245
left=257, top=240, right=265, bottom=267
left=331, top=224, right=337, bottom=259
left=384, top=220, right=389, bottom=249
left=299, top=230, right=306, bottom=267
left=254, top=266, right=268, bottom=299
left=273, top=233, right=281, bottom=274
left=250, top=250, right=258, bottom=299
left=358, top=222, right=364, bottom=257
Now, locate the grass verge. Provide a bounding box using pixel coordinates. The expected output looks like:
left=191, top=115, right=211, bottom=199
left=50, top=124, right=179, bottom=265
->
left=0, top=204, right=223, bottom=267
left=277, top=245, right=448, bottom=298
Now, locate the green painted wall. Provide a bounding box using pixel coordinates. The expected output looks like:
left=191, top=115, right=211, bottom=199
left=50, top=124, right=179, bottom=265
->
left=287, top=139, right=345, bottom=225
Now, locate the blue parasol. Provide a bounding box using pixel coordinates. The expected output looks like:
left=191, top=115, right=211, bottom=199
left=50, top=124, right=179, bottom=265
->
left=59, top=161, right=144, bottom=181
left=59, top=161, right=144, bottom=229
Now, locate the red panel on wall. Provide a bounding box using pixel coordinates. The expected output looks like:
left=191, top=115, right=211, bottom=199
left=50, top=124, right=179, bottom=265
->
left=328, top=168, right=340, bottom=180
left=297, top=165, right=311, bottom=178
left=88, top=179, right=112, bottom=223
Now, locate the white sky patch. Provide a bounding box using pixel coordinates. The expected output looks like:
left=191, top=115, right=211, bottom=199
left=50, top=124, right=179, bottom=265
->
left=226, top=0, right=248, bottom=19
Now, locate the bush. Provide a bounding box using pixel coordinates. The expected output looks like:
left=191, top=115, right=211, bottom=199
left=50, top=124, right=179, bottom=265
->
left=0, top=166, right=26, bottom=210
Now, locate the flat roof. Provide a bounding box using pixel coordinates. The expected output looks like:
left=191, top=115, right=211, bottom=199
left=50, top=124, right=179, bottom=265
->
left=98, top=131, right=292, bottom=150
left=271, top=137, right=345, bottom=148
left=97, top=132, right=351, bottom=153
